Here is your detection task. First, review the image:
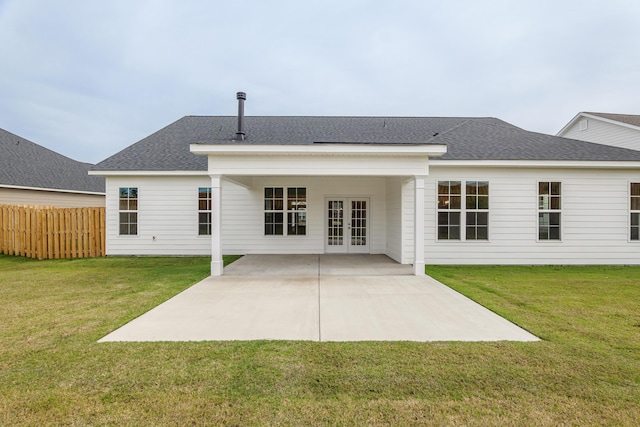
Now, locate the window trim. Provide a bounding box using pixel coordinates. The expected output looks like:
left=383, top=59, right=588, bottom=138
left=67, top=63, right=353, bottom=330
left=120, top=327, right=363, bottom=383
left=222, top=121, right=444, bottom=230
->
left=630, top=182, right=640, bottom=242
left=436, top=180, right=490, bottom=242
left=197, top=187, right=212, bottom=236
left=118, top=186, right=139, bottom=237
left=264, top=186, right=307, bottom=237
left=537, top=180, right=562, bottom=242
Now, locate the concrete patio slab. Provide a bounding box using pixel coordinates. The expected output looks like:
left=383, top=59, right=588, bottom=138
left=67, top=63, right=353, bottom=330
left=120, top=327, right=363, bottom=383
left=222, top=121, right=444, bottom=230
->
left=99, top=255, right=539, bottom=343
left=319, top=254, right=413, bottom=276
left=224, top=254, right=319, bottom=276
left=99, top=276, right=320, bottom=341
left=319, top=275, right=538, bottom=341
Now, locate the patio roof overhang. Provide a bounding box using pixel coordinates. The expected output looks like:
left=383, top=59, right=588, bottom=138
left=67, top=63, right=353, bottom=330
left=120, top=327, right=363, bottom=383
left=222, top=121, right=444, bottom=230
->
left=189, top=143, right=448, bottom=178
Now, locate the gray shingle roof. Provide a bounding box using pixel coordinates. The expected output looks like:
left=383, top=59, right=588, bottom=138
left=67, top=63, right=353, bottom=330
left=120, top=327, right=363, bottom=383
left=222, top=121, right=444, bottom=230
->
left=586, top=112, right=640, bottom=128
left=431, top=119, right=640, bottom=161
left=0, top=128, right=105, bottom=193
left=93, top=115, right=640, bottom=172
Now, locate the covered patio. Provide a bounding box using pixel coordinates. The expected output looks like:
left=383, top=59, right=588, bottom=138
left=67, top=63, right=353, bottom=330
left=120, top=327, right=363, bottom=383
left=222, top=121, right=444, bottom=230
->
left=190, top=142, right=448, bottom=277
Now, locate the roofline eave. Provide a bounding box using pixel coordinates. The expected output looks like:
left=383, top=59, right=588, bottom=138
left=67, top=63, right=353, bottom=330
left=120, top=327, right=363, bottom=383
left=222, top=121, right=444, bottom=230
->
left=189, top=143, right=448, bottom=157
left=431, top=159, right=640, bottom=169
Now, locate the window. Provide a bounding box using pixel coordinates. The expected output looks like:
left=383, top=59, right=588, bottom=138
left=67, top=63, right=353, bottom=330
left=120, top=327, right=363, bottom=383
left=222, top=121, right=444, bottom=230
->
left=264, top=187, right=284, bottom=235
left=264, top=187, right=306, bottom=236
left=631, top=183, right=640, bottom=241
left=538, top=181, right=561, bottom=240
left=287, top=187, right=307, bottom=235
left=466, top=181, right=489, bottom=240
left=198, top=187, right=212, bottom=236
left=437, top=180, right=489, bottom=241
left=119, top=187, right=138, bottom=235
left=437, top=181, right=461, bottom=240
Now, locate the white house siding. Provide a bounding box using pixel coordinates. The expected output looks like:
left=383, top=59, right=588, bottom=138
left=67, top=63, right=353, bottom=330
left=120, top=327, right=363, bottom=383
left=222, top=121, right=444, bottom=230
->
left=384, top=177, right=402, bottom=262
left=105, top=175, right=213, bottom=256
left=424, top=166, right=640, bottom=265
left=0, top=187, right=104, bottom=207
left=561, top=119, right=640, bottom=151
left=105, top=175, right=388, bottom=256
left=401, top=179, right=415, bottom=264
left=222, top=176, right=387, bottom=255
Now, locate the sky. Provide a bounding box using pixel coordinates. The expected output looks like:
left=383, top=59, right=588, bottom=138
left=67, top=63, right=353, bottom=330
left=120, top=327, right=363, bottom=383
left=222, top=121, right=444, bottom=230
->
left=1, top=0, right=639, bottom=164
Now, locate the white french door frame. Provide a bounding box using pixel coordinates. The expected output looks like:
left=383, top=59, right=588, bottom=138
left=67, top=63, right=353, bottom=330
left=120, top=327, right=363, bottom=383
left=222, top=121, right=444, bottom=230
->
left=324, top=196, right=371, bottom=254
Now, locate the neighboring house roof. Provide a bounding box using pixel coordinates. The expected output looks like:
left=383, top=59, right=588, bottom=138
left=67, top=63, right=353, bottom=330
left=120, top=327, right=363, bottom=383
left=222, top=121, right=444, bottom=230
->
left=557, top=112, right=640, bottom=135
left=0, top=127, right=105, bottom=193
left=584, top=112, right=640, bottom=129
left=93, top=115, right=640, bottom=172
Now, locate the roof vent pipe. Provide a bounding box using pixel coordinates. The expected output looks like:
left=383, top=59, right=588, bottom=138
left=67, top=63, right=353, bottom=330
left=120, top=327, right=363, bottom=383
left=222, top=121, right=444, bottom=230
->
left=236, top=91, right=246, bottom=141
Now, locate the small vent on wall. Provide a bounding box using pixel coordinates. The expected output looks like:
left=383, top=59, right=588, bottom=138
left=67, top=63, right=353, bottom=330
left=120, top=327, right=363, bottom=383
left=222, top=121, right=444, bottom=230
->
left=580, top=119, right=588, bottom=131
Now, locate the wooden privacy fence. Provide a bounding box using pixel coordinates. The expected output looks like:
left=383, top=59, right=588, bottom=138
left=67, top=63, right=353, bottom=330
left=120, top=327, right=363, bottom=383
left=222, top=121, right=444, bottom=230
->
left=0, top=205, right=105, bottom=259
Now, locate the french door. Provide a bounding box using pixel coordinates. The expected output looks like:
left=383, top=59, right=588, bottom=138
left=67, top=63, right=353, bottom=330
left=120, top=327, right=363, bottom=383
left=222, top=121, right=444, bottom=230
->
left=325, top=197, right=370, bottom=253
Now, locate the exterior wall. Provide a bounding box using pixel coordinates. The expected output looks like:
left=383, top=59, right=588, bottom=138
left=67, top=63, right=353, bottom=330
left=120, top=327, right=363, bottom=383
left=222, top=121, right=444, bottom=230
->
left=105, top=175, right=388, bottom=256
left=424, top=166, right=640, bottom=265
left=105, top=175, right=213, bottom=255
left=401, top=179, right=415, bottom=264
left=385, top=178, right=402, bottom=262
left=561, top=118, right=640, bottom=151
left=0, top=187, right=104, bottom=207
left=222, top=176, right=387, bottom=255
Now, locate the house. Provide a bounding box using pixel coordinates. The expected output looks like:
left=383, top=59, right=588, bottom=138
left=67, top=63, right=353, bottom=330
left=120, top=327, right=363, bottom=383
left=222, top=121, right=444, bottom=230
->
left=0, top=127, right=105, bottom=207
left=557, top=112, right=640, bottom=151
left=91, top=93, right=640, bottom=276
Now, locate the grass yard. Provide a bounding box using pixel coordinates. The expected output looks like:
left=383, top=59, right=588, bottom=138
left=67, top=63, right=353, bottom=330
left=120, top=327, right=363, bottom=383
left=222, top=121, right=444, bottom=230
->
left=0, top=256, right=638, bottom=426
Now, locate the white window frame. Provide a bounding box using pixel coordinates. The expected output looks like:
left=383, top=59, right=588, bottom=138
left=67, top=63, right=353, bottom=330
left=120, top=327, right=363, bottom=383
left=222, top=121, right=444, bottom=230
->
left=264, top=187, right=307, bottom=237
left=537, top=180, right=562, bottom=242
left=436, top=180, right=489, bottom=242
left=118, top=187, right=138, bottom=236
left=198, top=187, right=212, bottom=236
left=630, top=182, right=640, bottom=242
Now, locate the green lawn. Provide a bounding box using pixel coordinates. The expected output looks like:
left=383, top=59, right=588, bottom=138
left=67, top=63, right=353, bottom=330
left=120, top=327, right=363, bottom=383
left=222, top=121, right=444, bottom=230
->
left=0, top=256, right=638, bottom=426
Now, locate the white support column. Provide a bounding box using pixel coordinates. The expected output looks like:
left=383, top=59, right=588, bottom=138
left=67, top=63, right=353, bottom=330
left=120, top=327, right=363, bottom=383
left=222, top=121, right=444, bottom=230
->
left=413, top=175, right=426, bottom=276
left=210, top=174, right=223, bottom=276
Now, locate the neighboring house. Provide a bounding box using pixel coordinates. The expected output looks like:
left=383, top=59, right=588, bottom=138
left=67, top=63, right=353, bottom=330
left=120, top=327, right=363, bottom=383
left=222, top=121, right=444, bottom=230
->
left=91, top=93, right=640, bottom=276
left=0, top=127, right=105, bottom=207
left=558, top=112, right=640, bottom=151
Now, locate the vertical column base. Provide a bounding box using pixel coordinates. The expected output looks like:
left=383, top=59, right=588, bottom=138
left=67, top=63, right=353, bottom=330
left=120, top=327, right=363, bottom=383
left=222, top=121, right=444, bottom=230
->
left=211, top=259, right=223, bottom=276
left=413, top=261, right=425, bottom=276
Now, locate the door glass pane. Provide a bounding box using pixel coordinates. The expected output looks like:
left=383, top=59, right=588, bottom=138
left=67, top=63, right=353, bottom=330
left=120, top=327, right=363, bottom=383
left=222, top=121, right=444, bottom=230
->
left=327, top=200, right=343, bottom=245
left=351, top=200, right=367, bottom=246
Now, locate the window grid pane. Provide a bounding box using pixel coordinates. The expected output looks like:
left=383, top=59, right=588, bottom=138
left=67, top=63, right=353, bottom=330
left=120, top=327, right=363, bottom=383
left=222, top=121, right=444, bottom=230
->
left=538, top=181, right=561, bottom=240
left=198, top=187, right=212, bottom=236
left=437, top=181, right=462, bottom=240
left=631, top=213, right=640, bottom=241
left=465, top=181, right=489, bottom=241
left=328, top=200, right=344, bottom=245
left=466, top=212, right=489, bottom=241
left=265, top=187, right=306, bottom=236
left=539, top=213, right=561, bottom=241
left=288, top=187, right=306, bottom=235
left=631, top=184, right=640, bottom=240
left=118, top=187, right=138, bottom=235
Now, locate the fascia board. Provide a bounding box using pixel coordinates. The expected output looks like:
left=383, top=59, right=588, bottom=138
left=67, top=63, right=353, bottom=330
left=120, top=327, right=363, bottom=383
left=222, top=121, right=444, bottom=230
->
left=556, top=112, right=585, bottom=136
left=88, top=170, right=208, bottom=177
left=0, top=184, right=105, bottom=195
left=430, top=159, right=640, bottom=169
left=190, top=143, right=448, bottom=157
